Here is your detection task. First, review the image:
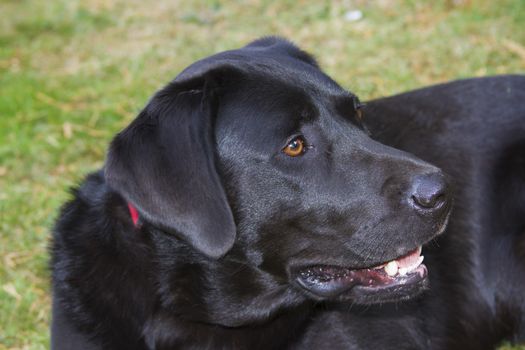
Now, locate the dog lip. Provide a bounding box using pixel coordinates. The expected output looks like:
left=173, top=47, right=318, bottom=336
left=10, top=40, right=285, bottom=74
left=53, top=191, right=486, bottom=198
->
left=291, top=246, right=427, bottom=299
left=294, top=264, right=428, bottom=300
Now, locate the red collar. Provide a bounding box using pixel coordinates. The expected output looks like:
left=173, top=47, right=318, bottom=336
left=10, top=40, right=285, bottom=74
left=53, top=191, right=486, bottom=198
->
left=127, top=202, right=140, bottom=227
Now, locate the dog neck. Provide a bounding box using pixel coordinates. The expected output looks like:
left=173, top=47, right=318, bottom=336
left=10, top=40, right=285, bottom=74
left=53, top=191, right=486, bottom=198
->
left=119, top=194, right=313, bottom=344
left=138, top=225, right=314, bottom=347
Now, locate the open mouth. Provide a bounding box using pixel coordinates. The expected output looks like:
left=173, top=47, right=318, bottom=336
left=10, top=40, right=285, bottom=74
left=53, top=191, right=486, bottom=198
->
left=294, top=246, right=428, bottom=303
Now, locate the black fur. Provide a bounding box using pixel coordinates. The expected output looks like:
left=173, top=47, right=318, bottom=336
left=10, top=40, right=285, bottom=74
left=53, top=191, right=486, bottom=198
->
left=50, top=37, right=525, bottom=349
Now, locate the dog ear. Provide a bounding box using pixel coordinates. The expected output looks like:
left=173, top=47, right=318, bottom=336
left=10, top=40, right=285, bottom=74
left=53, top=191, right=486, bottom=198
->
left=105, top=66, right=239, bottom=259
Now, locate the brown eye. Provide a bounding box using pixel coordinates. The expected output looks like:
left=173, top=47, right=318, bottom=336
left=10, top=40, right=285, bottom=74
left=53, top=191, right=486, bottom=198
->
left=356, top=108, right=363, bottom=122
left=283, top=136, right=305, bottom=157
left=353, top=95, right=364, bottom=122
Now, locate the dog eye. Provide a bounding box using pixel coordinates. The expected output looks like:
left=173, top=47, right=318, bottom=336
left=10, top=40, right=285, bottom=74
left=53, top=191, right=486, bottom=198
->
left=352, top=95, right=364, bottom=122
left=283, top=136, right=306, bottom=157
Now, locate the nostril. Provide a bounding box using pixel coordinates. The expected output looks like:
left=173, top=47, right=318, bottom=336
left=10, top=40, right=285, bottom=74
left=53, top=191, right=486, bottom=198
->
left=411, top=193, right=444, bottom=209
left=410, top=173, right=448, bottom=210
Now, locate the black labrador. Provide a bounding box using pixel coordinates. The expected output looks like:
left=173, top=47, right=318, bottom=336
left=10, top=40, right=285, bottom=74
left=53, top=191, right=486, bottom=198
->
left=51, top=37, right=525, bottom=349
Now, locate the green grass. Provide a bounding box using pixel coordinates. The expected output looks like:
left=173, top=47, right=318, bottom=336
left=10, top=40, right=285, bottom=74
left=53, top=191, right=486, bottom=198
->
left=1, top=0, right=524, bottom=348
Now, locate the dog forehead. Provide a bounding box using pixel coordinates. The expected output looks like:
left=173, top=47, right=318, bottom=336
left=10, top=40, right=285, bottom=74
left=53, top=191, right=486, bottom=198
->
left=215, top=77, right=317, bottom=145
left=214, top=81, right=363, bottom=165
left=213, top=67, right=363, bottom=147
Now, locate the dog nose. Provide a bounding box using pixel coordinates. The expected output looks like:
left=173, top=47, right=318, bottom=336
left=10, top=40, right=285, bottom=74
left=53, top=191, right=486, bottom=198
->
left=410, top=173, right=449, bottom=210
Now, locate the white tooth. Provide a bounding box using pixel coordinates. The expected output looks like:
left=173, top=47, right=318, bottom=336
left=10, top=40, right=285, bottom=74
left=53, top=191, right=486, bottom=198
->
left=384, top=261, right=398, bottom=276
left=398, top=267, right=408, bottom=276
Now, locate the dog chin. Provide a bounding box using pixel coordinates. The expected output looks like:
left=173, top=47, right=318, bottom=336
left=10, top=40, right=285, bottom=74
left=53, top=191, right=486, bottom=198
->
left=346, top=274, right=429, bottom=305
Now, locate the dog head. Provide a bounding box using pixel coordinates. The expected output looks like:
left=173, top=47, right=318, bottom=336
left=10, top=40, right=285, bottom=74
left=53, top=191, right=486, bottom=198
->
left=105, top=37, right=452, bottom=314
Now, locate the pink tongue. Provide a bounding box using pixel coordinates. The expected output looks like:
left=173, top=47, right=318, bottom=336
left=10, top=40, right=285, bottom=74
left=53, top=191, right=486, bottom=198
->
left=395, top=247, right=421, bottom=269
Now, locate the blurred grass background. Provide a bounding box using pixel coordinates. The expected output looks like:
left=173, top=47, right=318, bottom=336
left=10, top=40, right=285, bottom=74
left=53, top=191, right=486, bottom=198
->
left=0, top=0, right=524, bottom=348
